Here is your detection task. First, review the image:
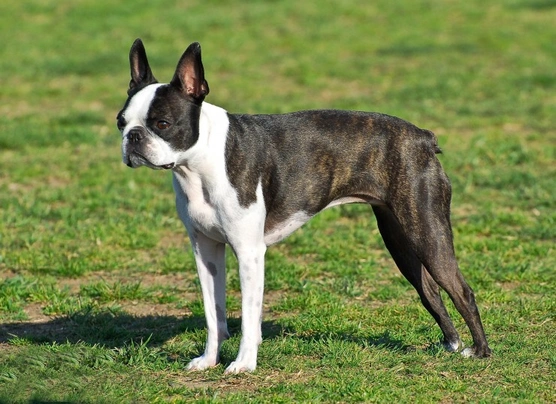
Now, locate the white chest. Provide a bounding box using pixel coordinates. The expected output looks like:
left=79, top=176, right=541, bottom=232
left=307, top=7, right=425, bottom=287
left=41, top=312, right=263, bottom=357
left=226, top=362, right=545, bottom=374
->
left=169, top=102, right=235, bottom=243
left=173, top=169, right=228, bottom=243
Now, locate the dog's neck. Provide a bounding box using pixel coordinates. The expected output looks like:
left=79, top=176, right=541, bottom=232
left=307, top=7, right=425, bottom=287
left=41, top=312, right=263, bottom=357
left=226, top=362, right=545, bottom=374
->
left=173, top=101, right=230, bottom=181
left=198, top=102, right=229, bottom=149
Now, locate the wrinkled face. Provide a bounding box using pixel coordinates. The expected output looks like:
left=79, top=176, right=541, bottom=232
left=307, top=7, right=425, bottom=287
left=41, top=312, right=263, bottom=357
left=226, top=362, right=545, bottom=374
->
left=117, top=83, right=201, bottom=170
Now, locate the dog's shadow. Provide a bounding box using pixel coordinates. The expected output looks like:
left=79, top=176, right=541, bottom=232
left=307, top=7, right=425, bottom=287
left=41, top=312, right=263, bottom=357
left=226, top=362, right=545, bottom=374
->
left=0, top=311, right=408, bottom=357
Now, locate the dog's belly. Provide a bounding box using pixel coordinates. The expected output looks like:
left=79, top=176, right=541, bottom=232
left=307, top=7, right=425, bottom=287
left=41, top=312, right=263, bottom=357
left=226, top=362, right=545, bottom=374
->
left=263, top=196, right=375, bottom=246
left=324, top=196, right=370, bottom=209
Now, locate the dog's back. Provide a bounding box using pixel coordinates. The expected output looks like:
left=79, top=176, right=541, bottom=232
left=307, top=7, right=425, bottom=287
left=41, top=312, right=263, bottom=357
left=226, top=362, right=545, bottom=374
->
left=225, top=110, right=443, bottom=230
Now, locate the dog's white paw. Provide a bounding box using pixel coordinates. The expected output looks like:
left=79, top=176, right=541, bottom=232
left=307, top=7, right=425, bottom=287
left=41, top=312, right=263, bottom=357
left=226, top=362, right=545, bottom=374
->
left=186, top=355, right=218, bottom=371
left=442, top=339, right=463, bottom=353
left=461, top=347, right=476, bottom=358
left=224, top=360, right=257, bottom=374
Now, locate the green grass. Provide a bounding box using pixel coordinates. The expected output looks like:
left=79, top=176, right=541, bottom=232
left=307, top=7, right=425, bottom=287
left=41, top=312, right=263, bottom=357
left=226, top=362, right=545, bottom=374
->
left=1, top=0, right=555, bottom=402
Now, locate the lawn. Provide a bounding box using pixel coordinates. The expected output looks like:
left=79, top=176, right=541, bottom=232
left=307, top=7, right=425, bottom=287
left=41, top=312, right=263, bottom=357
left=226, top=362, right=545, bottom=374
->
left=0, top=0, right=554, bottom=402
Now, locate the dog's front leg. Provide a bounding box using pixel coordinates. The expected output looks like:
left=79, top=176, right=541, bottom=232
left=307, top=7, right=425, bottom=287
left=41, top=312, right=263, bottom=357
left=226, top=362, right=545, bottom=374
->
left=225, top=243, right=266, bottom=374
left=186, top=230, right=229, bottom=371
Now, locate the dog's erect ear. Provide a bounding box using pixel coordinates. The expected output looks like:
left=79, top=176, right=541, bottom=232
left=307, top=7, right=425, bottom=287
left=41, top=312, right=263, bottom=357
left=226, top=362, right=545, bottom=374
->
left=128, top=38, right=157, bottom=95
left=170, top=42, right=209, bottom=102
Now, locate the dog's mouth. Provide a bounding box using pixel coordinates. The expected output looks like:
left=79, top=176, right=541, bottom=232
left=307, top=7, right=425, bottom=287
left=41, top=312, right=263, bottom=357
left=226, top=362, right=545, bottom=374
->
left=125, top=153, right=175, bottom=170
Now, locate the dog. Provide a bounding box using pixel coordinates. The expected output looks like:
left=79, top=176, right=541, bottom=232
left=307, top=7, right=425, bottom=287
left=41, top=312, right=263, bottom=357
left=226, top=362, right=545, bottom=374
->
left=117, top=39, right=491, bottom=373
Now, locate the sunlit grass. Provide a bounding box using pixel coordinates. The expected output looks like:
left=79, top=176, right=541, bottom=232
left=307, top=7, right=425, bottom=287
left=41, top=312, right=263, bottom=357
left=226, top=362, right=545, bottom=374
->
left=0, top=0, right=555, bottom=402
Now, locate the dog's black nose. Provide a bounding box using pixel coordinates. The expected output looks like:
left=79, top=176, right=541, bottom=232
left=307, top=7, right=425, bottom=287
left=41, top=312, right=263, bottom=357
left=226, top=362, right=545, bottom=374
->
left=127, top=128, right=144, bottom=143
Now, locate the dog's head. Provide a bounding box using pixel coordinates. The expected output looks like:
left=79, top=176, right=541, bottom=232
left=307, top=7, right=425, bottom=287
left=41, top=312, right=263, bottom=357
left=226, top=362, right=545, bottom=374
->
left=117, top=39, right=209, bottom=169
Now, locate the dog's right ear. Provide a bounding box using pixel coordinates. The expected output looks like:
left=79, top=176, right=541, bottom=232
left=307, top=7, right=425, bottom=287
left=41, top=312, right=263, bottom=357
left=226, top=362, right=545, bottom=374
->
left=128, top=38, right=157, bottom=95
left=170, top=42, right=209, bottom=103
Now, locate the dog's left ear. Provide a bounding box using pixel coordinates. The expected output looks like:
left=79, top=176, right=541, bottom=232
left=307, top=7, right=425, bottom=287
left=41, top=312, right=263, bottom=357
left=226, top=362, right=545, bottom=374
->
left=170, top=42, right=209, bottom=102
left=128, top=38, right=158, bottom=95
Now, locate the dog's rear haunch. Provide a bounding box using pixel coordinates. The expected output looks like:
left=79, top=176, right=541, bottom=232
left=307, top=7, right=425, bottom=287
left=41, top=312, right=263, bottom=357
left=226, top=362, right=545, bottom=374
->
left=117, top=39, right=491, bottom=373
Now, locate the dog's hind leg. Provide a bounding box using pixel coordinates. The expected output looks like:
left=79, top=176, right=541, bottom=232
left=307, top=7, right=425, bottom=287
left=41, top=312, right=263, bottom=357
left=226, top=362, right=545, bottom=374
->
left=372, top=204, right=462, bottom=352
left=384, top=175, right=491, bottom=358
left=416, top=239, right=491, bottom=358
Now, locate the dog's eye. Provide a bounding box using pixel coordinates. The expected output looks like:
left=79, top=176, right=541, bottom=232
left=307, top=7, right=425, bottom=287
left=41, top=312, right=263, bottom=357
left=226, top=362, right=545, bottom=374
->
left=156, top=120, right=171, bottom=130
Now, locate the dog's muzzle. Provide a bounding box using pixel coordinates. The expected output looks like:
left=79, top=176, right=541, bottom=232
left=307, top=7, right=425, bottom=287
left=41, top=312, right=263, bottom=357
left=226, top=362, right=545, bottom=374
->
left=124, top=152, right=175, bottom=170
left=122, top=127, right=175, bottom=170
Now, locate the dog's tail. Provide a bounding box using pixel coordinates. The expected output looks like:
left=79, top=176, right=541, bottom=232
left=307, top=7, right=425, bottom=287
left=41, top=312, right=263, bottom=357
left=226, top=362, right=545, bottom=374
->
left=421, top=128, right=442, bottom=154
left=434, top=142, right=442, bottom=154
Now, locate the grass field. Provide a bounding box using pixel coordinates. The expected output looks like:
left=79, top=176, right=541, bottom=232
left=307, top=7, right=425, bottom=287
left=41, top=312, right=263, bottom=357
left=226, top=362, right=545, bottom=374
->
left=0, top=0, right=555, bottom=402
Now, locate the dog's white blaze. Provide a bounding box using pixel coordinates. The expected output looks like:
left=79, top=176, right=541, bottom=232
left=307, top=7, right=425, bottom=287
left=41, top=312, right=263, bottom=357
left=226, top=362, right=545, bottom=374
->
left=264, top=211, right=312, bottom=246
left=122, top=84, right=164, bottom=132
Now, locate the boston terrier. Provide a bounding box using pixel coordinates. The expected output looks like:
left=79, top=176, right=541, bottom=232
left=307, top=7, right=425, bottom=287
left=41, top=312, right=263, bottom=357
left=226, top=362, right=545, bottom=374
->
left=117, top=39, right=491, bottom=373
